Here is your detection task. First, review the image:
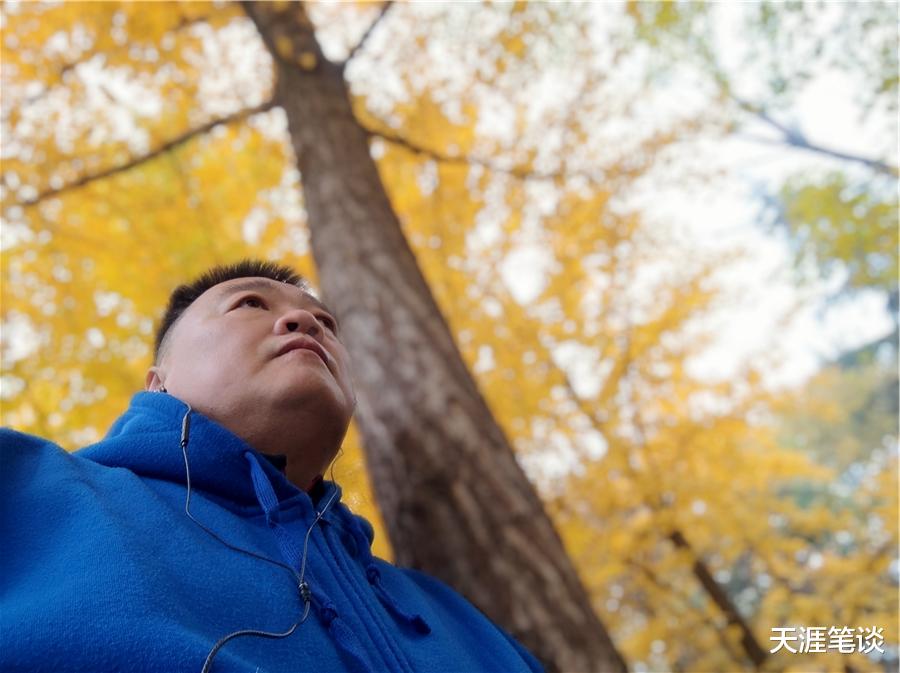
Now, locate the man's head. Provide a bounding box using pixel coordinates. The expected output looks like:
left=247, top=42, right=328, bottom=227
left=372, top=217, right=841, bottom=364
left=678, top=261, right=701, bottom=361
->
left=146, top=260, right=356, bottom=480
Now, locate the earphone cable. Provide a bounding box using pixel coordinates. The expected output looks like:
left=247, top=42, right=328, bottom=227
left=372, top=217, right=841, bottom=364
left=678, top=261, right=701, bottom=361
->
left=178, top=405, right=337, bottom=673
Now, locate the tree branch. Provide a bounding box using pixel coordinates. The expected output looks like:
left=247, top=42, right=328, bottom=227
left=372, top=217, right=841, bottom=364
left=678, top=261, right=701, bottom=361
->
left=362, top=121, right=608, bottom=184
left=549, top=328, right=771, bottom=669
left=669, top=530, right=768, bottom=667
left=1, top=14, right=212, bottom=124
left=13, top=100, right=275, bottom=209
left=624, top=557, right=748, bottom=668
left=343, top=1, right=393, bottom=67
left=733, top=97, right=896, bottom=176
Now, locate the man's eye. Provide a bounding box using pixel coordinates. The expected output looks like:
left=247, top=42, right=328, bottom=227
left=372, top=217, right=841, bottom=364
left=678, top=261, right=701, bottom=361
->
left=239, top=296, right=266, bottom=309
left=319, top=315, right=337, bottom=331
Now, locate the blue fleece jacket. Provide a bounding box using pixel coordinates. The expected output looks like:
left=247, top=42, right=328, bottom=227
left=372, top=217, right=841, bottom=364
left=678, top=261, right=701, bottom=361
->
left=1, top=392, right=543, bottom=673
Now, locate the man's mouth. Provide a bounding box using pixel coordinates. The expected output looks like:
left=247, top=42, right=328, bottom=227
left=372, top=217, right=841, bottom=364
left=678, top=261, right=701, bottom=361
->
left=276, top=337, right=330, bottom=368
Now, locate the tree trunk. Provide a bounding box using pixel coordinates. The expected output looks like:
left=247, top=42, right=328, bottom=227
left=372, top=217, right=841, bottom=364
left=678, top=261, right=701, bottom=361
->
left=243, top=4, right=628, bottom=672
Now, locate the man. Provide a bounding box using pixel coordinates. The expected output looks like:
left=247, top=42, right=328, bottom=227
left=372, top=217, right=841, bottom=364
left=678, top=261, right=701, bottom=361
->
left=1, top=260, right=543, bottom=673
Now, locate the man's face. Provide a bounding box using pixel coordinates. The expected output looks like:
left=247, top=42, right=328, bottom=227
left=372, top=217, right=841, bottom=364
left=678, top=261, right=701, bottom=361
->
left=147, top=277, right=355, bottom=454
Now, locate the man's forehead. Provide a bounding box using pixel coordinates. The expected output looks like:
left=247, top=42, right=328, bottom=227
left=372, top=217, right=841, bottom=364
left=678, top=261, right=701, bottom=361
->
left=205, top=277, right=332, bottom=314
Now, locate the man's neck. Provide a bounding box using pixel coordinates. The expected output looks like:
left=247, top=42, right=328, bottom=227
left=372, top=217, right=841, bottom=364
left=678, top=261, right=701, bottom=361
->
left=240, top=417, right=341, bottom=492
left=192, top=401, right=344, bottom=493
left=261, top=452, right=324, bottom=493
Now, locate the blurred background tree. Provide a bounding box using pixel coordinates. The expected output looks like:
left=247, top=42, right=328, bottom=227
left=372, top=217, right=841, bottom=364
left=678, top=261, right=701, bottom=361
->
left=1, top=2, right=896, bottom=672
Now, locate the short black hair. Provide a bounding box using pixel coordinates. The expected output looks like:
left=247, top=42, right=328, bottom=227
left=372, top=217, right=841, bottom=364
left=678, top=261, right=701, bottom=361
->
left=153, top=259, right=308, bottom=363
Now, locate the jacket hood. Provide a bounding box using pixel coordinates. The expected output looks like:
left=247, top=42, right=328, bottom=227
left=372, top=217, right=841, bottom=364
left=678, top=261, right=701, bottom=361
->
left=78, top=391, right=336, bottom=511
left=56, top=392, right=438, bottom=670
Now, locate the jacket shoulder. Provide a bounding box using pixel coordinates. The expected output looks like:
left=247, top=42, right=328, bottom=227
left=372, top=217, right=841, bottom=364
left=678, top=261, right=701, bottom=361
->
left=0, top=427, right=69, bottom=458
left=0, top=428, right=80, bottom=486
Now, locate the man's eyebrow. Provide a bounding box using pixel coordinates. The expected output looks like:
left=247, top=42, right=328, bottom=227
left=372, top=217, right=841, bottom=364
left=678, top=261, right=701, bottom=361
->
left=217, top=279, right=339, bottom=324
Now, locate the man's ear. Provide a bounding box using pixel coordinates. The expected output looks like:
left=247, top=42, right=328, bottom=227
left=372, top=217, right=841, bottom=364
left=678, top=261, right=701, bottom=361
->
left=145, top=367, right=165, bottom=392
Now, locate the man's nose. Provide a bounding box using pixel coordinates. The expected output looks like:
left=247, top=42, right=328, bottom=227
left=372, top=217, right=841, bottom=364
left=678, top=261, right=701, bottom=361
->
left=274, top=309, right=321, bottom=338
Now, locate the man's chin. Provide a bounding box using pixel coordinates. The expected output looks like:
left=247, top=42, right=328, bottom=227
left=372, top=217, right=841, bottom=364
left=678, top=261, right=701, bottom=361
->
left=267, top=382, right=350, bottom=418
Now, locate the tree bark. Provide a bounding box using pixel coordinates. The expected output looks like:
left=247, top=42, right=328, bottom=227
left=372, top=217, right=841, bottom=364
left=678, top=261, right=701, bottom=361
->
left=243, top=3, right=628, bottom=672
